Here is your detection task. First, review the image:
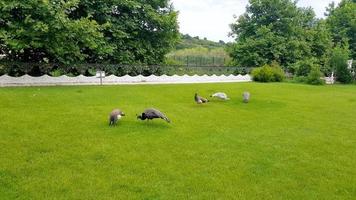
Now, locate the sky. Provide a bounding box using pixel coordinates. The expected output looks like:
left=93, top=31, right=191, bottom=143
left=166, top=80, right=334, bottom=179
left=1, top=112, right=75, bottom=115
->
left=171, top=0, right=342, bottom=42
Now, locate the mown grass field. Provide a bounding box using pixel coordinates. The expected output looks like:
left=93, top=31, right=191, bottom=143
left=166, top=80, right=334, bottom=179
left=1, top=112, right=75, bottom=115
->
left=0, top=83, right=356, bottom=199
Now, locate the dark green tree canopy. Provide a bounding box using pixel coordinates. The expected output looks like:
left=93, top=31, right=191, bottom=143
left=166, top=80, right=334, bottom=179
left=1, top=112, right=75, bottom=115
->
left=0, top=0, right=179, bottom=64
left=229, top=0, right=332, bottom=69
left=326, top=0, right=356, bottom=58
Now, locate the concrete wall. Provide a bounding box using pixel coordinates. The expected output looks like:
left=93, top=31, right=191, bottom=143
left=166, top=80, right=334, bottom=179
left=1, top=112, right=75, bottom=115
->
left=0, top=74, right=252, bottom=87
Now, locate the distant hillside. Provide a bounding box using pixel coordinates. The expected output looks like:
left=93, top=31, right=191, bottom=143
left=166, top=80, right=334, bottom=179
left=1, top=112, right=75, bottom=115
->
left=166, top=34, right=231, bottom=66
left=175, top=34, right=226, bottom=50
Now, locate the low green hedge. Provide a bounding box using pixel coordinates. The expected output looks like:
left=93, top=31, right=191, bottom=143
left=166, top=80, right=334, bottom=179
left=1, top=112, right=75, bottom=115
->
left=251, top=64, right=285, bottom=82
left=0, top=62, right=249, bottom=77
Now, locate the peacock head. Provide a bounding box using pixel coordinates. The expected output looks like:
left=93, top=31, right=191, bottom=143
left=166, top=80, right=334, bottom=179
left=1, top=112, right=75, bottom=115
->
left=137, top=113, right=146, bottom=120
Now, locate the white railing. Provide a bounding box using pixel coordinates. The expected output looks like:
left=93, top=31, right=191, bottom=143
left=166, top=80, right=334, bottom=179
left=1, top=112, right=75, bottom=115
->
left=324, top=72, right=335, bottom=85
left=0, top=74, right=252, bottom=87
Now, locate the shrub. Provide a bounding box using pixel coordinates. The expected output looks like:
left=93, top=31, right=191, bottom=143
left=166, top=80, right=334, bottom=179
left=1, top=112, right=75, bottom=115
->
left=330, top=45, right=352, bottom=84
left=352, top=62, right=356, bottom=82
left=49, top=69, right=65, bottom=77
left=291, top=76, right=307, bottom=83
left=293, top=58, right=319, bottom=76
left=7, top=64, right=26, bottom=77
left=335, top=62, right=352, bottom=84
left=307, top=67, right=325, bottom=85
left=233, top=68, right=248, bottom=75
left=251, top=64, right=285, bottom=82
left=0, top=64, right=4, bottom=76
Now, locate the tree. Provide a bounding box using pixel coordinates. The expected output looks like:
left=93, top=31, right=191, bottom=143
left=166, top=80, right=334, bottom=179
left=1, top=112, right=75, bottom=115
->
left=306, top=66, right=325, bottom=85
left=326, top=0, right=356, bottom=58
left=70, top=0, right=179, bottom=64
left=218, top=40, right=225, bottom=45
left=0, top=0, right=112, bottom=64
left=330, top=44, right=352, bottom=83
left=229, top=0, right=331, bottom=69
left=0, top=0, right=179, bottom=64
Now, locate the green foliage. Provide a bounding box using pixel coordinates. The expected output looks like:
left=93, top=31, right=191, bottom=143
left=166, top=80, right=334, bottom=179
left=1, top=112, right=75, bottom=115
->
left=330, top=45, right=352, bottom=83
left=251, top=64, right=285, bottom=82
left=176, top=34, right=225, bottom=50
left=169, top=47, right=228, bottom=58
left=309, top=21, right=334, bottom=74
left=307, top=67, right=325, bottom=85
left=167, top=35, right=232, bottom=66
left=166, top=47, right=231, bottom=66
left=0, top=0, right=179, bottom=64
left=49, top=69, right=65, bottom=77
left=229, top=0, right=332, bottom=70
left=0, top=0, right=112, bottom=64
left=326, top=0, right=356, bottom=58
left=292, top=58, right=320, bottom=76
left=0, top=64, right=4, bottom=75
left=0, top=62, right=243, bottom=76
left=290, top=75, right=308, bottom=83
left=289, top=59, right=325, bottom=85
left=163, top=57, right=182, bottom=66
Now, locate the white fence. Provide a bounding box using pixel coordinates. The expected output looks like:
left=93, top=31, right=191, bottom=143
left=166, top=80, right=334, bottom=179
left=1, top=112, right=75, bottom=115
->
left=0, top=74, right=252, bottom=87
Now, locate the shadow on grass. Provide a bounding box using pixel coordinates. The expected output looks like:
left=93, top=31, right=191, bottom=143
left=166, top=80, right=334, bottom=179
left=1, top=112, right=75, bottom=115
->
left=135, top=120, right=172, bottom=128
left=188, top=103, right=212, bottom=109
left=236, top=99, right=287, bottom=111
left=208, top=98, right=230, bottom=103
left=102, top=119, right=172, bottom=135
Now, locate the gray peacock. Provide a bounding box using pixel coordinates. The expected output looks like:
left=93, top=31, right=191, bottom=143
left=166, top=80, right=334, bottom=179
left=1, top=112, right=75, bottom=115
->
left=194, top=93, right=209, bottom=104
left=137, top=108, right=171, bottom=123
left=243, top=92, right=250, bottom=103
left=109, top=109, right=125, bottom=126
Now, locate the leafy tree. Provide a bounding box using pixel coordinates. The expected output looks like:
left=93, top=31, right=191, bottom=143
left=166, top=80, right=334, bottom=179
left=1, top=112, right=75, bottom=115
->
left=229, top=0, right=331, bottom=69
left=308, top=20, right=333, bottom=73
left=307, top=66, right=325, bottom=85
left=70, top=0, right=179, bottom=64
left=292, top=57, right=320, bottom=76
left=330, top=44, right=352, bottom=83
left=0, top=0, right=111, bottom=64
left=326, top=0, right=356, bottom=58
left=0, top=0, right=179, bottom=64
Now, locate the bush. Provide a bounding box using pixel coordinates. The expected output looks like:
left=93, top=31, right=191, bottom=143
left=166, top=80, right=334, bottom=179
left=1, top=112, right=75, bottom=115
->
left=251, top=64, right=285, bottom=82
left=293, top=58, right=319, bottom=76
left=7, top=64, right=26, bottom=77
left=307, top=67, right=325, bottom=85
left=49, top=69, right=65, bottom=77
left=352, top=62, right=356, bottom=82
left=0, top=64, right=5, bottom=76
left=290, top=76, right=307, bottom=83
left=233, top=68, right=248, bottom=75
left=330, top=45, right=352, bottom=84
left=0, top=62, right=251, bottom=76
left=335, top=63, right=352, bottom=84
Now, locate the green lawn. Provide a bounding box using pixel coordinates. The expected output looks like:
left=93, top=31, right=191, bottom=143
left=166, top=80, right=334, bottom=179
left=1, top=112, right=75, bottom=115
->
left=0, top=83, right=356, bottom=199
